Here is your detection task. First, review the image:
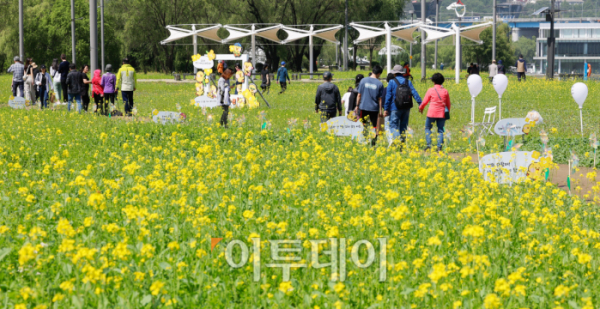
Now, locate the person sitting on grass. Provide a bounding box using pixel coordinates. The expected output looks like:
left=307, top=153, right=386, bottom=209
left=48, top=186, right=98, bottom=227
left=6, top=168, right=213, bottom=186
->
left=315, top=71, right=342, bottom=123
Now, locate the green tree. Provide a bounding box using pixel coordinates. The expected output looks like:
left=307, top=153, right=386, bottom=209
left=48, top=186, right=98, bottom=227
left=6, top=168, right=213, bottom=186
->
left=462, top=23, right=514, bottom=70
left=513, top=36, right=536, bottom=64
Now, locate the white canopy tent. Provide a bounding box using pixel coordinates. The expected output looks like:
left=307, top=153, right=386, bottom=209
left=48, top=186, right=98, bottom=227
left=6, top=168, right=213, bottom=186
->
left=419, top=22, right=492, bottom=84
left=160, top=24, right=223, bottom=73
left=350, top=22, right=418, bottom=73
left=222, top=24, right=283, bottom=67
left=280, top=25, right=343, bottom=76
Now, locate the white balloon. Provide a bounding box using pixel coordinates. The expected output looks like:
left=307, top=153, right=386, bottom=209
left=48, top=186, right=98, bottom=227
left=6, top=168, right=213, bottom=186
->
left=467, top=74, right=483, bottom=98
left=571, top=82, right=588, bottom=108
left=492, top=74, right=508, bottom=98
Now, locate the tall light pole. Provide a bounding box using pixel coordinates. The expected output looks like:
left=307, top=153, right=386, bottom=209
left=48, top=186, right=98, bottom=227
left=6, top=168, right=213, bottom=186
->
left=492, top=0, right=497, bottom=61
left=90, top=0, right=98, bottom=72
left=344, top=0, right=348, bottom=71
left=547, top=0, right=556, bottom=79
left=101, top=0, right=105, bottom=72
left=410, top=11, right=414, bottom=68
left=19, top=0, right=24, bottom=60
left=421, top=0, right=426, bottom=80
left=434, top=0, right=439, bottom=69
left=71, top=0, right=76, bottom=63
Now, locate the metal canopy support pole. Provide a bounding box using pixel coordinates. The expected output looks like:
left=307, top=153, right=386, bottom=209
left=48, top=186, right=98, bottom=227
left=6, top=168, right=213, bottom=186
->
left=434, top=0, right=439, bottom=69
left=19, top=0, right=24, bottom=60
left=344, top=0, right=348, bottom=71
left=251, top=24, right=256, bottom=67
left=101, top=0, right=105, bottom=72
left=547, top=0, right=556, bottom=80
left=309, top=25, right=314, bottom=78
left=71, top=0, right=76, bottom=63
left=385, top=23, right=392, bottom=73
left=492, top=0, right=497, bottom=61
left=453, top=23, right=460, bottom=84
left=421, top=0, right=426, bottom=80
left=90, top=0, right=97, bottom=72
left=192, top=25, right=197, bottom=74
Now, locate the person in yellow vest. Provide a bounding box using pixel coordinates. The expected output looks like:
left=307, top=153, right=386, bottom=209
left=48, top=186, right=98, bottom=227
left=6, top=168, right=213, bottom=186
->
left=116, top=58, right=137, bottom=116
left=515, top=54, right=527, bottom=82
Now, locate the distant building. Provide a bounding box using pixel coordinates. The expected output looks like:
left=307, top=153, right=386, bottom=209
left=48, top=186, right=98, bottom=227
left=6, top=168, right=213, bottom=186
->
left=535, top=23, right=600, bottom=74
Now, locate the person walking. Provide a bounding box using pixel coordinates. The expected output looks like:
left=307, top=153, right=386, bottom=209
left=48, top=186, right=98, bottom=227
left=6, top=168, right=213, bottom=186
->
left=497, top=60, right=506, bottom=74
left=79, top=65, right=91, bottom=111
left=24, top=58, right=38, bottom=103
left=315, top=71, right=342, bottom=123
left=116, top=58, right=137, bottom=116
left=35, top=65, right=53, bottom=109
left=218, top=67, right=233, bottom=128
left=91, top=69, right=104, bottom=114
left=355, top=65, right=384, bottom=146
left=58, top=54, right=70, bottom=104
left=346, top=74, right=364, bottom=118
left=418, top=73, right=451, bottom=152
left=6, top=56, right=24, bottom=97
left=384, top=65, right=422, bottom=146
left=50, top=59, right=62, bottom=103
left=260, top=64, right=270, bottom=93
left=516, top=54, right=527, bottom=81
left=342, top=87, right=353, bottom=116
left=276, top=61, right=290, bottom=94
left=440, top=63, right=445, bottom=70
left=489, top=60, right=498, bottom=82
left=101, top=64, right=117, bottom=115
left=66, top=63, right=82, bottom=112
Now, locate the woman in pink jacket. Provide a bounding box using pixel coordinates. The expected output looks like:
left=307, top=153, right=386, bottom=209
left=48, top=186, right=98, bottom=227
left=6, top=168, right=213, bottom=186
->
left=418, top=73, right=451, bottom=152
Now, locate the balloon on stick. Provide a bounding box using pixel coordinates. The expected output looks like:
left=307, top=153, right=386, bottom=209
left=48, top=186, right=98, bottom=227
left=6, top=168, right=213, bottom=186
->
left=571, top=82, right=588, bottom=138
left=492, top=74, right=508, bottom=120
left=467, top=75, right=483, bottom=126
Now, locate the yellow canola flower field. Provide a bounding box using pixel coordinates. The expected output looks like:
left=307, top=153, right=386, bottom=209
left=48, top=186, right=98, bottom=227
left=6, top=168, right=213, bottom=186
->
left=0, top=108, right=599, bottom=308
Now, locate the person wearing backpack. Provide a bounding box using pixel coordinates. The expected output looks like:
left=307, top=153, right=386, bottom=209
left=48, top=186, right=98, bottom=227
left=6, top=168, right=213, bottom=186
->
left=419, top=73, right=451, bottom=152
left=384, top=65, right=422, bottom=145
left=355, top=66, right=384, bottom=146
left=314, top=71, right=342, bottom=122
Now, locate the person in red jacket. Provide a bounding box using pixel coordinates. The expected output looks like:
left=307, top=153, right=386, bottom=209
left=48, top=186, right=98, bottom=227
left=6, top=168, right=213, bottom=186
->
left=419, top=73, right=451, bottom=152
left=91, top=69, right=105, bottom=115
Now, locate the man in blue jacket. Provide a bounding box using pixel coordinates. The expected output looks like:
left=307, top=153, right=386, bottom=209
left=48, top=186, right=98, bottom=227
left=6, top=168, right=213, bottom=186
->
left=276, top=61, right=291, bottom=94
left=384, top=65, right=422, bottom=144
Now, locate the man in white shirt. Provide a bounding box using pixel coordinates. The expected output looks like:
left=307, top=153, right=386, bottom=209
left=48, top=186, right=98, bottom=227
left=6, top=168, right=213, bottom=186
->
left=341, top=87, right=352, bottom=116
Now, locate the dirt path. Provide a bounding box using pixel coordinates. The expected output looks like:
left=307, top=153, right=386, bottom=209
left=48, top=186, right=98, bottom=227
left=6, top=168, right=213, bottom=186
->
left=450, top=153, right=598, bottom=200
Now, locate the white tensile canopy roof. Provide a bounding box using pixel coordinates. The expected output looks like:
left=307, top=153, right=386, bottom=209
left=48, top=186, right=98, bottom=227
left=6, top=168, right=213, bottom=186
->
left=222, top=24, right=283, bottom=43
left=280, top=25, right=342, bottom=44
left=350, top=23, right=419, bottom=44
left=160, top=24, right=223, bottom=44
left=420, top=22, right=492, bottom=44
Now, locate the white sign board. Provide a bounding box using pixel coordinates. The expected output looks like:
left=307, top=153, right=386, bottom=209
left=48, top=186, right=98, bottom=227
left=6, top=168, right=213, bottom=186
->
left=494, top=118, right=531, bottom=136
left=326, top=116, right=363, bottom=137
left=194, top=96, right=220, bottom=108
left=8, top=96, right=27, bottom=109
left=479, top=151, right=540, bottom=184
left=153, top=111, right=183, bottom=125
left=193, top=56, right=214, bottom=69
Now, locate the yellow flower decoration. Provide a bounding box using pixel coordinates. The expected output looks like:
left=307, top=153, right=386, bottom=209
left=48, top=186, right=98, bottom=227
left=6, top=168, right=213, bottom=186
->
left=152, top=109, right=159, bottom=116
left=207, top=50, right=216, bottom=60
left=191, top=54, right=202, bottom=62
left=204, top=68, right=212, bottom=75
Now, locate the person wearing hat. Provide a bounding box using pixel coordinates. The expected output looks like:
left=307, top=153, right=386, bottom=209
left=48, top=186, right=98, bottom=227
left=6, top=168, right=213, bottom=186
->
left=516, top=54, right=527, bottom=81
left=116, top=58, right=137, bottom=116
left=314, top=71, right=342, bottom=123
left=101, top=64, right=117, bottom=116
left=489, top=60, right=498, bottom=83
left=6, top=56, right=24, bottom=97
left=384, top=64, right=422, bottom=146
left=276, top=61, right=290, bottom=94
left=35, top=65, right=53, bottom=109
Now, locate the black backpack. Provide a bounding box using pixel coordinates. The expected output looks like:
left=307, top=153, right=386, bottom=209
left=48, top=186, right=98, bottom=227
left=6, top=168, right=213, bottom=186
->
left=392, top=78, right=413, bottom=109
